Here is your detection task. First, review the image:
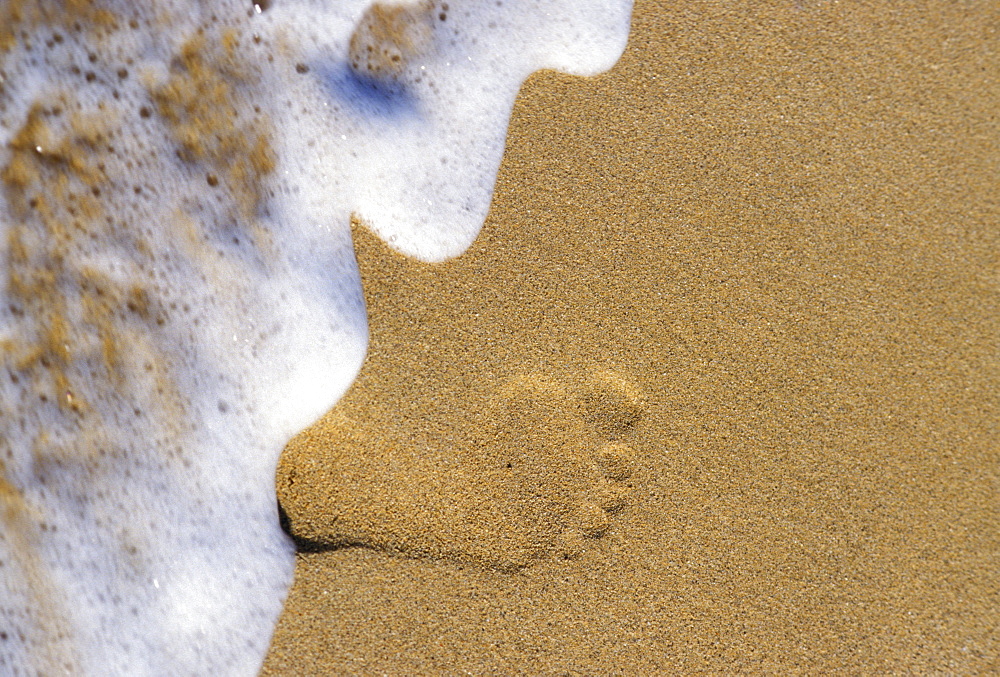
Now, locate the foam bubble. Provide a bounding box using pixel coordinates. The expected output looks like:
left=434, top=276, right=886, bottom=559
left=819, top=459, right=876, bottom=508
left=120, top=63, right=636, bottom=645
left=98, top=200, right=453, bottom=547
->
left=0, top=0, right=631, bottom=673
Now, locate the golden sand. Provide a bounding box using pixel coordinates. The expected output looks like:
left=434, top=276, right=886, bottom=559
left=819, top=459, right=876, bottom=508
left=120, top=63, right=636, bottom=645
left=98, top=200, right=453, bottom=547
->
left=263, top=0, right=998, bottom=672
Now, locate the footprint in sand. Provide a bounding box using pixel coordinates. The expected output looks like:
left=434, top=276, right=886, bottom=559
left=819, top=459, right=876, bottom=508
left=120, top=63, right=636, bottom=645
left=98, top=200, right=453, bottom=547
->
left=276, top=370, right=645, bottom=571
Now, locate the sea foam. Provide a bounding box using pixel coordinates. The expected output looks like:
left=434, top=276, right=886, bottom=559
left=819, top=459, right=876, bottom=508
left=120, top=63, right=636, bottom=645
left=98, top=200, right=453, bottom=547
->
left=0, top=0, right=631, bottom=673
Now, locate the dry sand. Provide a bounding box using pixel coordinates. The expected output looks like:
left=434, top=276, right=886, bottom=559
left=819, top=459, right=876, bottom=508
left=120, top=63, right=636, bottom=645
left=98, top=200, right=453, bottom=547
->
left=262, top=0, right=999, bottom=673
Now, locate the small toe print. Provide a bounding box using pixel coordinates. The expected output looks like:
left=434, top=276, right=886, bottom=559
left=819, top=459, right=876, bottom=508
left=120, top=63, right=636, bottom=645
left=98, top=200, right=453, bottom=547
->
left=575, top=501, right=611, bottom=538
left=595, top=442, right=636, bottom=482
left=556, top=529, right=587, bottom=560
left=595, top=480, right=628, bottom=513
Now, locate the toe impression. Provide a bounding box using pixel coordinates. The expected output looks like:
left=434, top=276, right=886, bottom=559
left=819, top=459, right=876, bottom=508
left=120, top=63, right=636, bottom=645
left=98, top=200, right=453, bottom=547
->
left=580, top=369, right=645, bottom=438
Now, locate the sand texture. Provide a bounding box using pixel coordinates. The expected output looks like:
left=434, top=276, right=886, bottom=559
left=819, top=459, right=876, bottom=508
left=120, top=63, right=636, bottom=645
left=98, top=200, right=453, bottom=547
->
left=263, top=0, right=998, bottom=673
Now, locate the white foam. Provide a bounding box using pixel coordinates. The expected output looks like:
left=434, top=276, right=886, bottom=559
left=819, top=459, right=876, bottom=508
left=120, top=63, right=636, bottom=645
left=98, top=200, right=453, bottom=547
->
left=0, top=0, right=631, bottom=674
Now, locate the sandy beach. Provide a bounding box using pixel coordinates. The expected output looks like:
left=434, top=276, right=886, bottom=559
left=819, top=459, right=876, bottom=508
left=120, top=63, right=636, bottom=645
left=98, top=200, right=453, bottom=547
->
left=262, top=0, right=998, bottom=673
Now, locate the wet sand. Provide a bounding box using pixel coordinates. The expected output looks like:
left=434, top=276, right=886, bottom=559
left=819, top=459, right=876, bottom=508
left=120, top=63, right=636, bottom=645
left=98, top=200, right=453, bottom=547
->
left=262, top=0, right=999, bottom=673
